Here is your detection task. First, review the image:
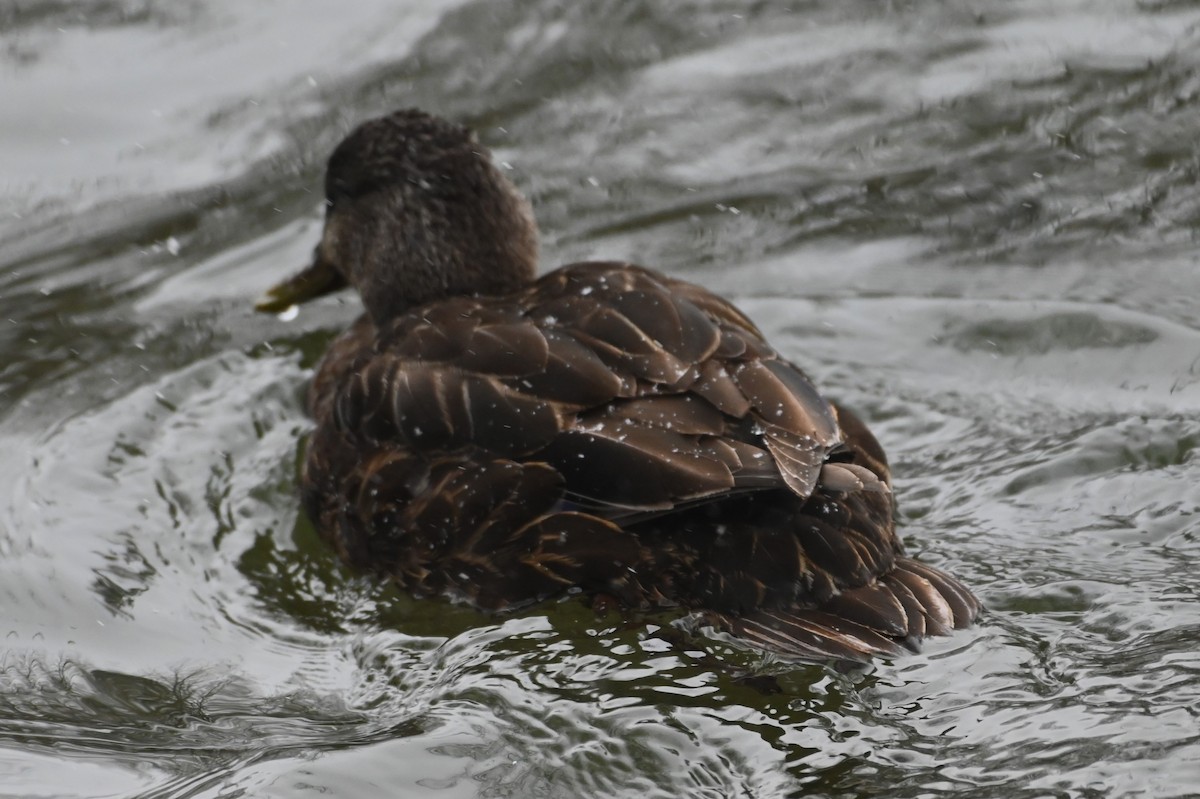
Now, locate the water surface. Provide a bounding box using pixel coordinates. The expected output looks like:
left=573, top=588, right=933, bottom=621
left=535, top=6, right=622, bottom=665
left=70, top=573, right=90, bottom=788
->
left=3, top=2, right=1200, bottom=797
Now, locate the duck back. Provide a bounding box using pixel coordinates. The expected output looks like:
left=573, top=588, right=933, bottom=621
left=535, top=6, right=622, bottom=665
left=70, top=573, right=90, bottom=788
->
left=300, top=261, right=980, bottom=661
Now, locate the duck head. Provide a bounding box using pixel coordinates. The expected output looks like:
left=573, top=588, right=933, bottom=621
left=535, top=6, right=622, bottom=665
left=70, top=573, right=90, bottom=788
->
left=257, top=109, right=540, bottom=322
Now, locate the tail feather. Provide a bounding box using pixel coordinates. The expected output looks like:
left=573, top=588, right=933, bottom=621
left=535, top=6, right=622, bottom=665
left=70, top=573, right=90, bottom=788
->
left=880, top=570, right=930, bottom=639
left=900, top=558, right=981, bottom=629
left=821, top=581, right=910, bottom=639
left=701, top=556, right=980, bottom=663
left=708, top=609, right=908, bottom=661
left=888, top=562, right=956, bottom=634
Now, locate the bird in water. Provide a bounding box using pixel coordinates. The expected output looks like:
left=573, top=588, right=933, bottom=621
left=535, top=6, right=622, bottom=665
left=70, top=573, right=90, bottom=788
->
left=258, top=108, right=980, bottom=662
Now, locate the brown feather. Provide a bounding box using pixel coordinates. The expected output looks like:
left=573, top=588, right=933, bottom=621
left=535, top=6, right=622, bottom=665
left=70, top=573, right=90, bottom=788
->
left=512, top=328, right=630, bottom=404
left=537, top=424, right=736, bottom=509
left=822, top=581, right=910, bottom=639
left=902, top=558, right=982, bottom=628
left=691, top=360, right=752, bottom=417
left=889, top=561, right=957, bottom=635
left=591, top=394, right=726, bottom=435
left=881, top=570, right=932, bottom=640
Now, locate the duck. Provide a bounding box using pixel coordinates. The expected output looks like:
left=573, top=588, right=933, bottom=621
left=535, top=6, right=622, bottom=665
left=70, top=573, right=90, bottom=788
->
left=258, top=108, right=980, bottom=662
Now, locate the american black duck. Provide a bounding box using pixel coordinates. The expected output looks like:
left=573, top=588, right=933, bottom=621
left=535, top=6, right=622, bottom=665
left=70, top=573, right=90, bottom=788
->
left=259, top=109, right=980, bottom=662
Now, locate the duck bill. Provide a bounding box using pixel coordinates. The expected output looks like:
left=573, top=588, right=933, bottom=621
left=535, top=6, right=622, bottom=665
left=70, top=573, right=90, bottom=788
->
left=255, top=252, right=348, bottom=313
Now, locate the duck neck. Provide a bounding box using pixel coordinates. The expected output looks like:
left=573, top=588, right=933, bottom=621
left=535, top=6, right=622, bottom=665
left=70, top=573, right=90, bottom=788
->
left=349, top=179, right=540, bottom=323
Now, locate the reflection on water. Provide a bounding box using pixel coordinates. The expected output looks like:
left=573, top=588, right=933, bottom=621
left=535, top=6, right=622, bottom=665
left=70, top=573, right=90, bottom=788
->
left=2, top=1, right=1200, bottom=797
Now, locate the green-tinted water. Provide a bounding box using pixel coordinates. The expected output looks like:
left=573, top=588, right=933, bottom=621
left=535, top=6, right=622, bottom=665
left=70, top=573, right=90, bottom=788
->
left=3, top=2, right=1199, bottom=796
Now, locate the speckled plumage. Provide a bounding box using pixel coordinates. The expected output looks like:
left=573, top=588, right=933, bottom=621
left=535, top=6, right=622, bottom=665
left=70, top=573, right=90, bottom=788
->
left=262, top=109, right=980, bottom=662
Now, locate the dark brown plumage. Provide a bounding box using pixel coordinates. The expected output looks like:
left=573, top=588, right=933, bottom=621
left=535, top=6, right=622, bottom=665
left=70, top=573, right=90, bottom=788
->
left=259, top=108, right=980, bottom=662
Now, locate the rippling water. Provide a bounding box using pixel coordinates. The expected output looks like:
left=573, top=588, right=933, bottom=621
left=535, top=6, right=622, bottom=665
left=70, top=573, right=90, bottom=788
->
left=3, top=2, right=1200, bottom=797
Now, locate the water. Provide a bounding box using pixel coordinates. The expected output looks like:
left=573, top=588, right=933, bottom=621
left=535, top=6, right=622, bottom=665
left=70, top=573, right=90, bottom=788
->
left=3, top=1, right=1200, bottom=796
